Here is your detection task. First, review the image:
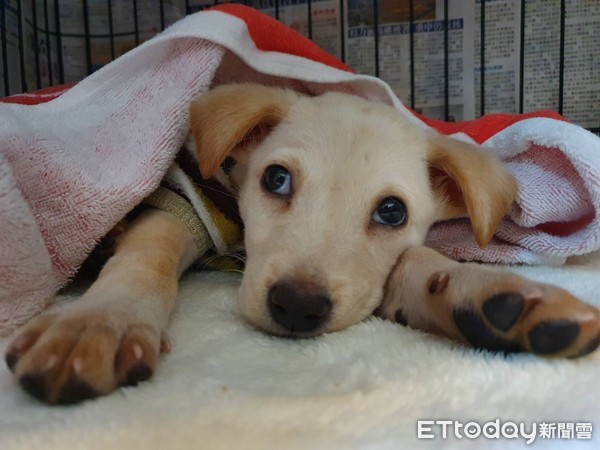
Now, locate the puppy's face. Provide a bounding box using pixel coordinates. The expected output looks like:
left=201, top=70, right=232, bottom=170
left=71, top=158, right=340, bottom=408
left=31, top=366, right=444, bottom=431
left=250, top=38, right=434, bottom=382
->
left=235, top=95, right=436, bottom=335
left=191, top=84, right=517, bottom=337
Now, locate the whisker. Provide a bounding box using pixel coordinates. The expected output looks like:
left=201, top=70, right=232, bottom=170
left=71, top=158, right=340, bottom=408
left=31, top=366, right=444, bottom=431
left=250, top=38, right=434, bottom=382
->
left=192, top=181, right=239, bottom=201
left=193, top=252, right=247, bottom=273
left=227, top=253, right=247, bottom=264
left=194, top=254, right=222, bottom=272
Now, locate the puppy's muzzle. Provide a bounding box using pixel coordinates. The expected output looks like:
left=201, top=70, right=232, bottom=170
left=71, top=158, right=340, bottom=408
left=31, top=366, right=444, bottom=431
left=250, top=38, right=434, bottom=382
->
left=267, top=282, right=332, bottom=333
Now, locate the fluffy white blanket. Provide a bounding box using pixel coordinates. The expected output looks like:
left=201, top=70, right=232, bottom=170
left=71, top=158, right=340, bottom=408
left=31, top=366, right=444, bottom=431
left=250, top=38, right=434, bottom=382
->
left=1, top=256, right=599, bottom=449
left=2, top=5, right=600, bottom=448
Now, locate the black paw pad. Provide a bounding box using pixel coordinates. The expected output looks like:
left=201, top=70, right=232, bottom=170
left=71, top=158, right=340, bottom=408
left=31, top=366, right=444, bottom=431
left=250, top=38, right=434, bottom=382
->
left=454, top=309, right=521, bottom=353
left=57, top=377, right=100, bottom=405
left=124, top=364, right=153, bottom=386
left=528, top=320, right=579, bottom=355
left=395, top=309, right=408, bottom=326
left=19, top=373, right=49, bottom=402
left=5, top=352, right=18, bottom=372
left=482, top=293, right=524, bottom=332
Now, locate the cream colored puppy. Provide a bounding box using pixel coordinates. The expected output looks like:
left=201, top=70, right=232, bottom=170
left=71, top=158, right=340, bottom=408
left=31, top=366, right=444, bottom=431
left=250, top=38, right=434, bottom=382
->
left=6, top=84, right=600, bottom=404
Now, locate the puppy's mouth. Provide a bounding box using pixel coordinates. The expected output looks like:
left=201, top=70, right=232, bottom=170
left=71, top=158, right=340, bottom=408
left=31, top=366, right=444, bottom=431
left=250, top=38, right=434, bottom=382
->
left=263, top=323, right=328, bottom=339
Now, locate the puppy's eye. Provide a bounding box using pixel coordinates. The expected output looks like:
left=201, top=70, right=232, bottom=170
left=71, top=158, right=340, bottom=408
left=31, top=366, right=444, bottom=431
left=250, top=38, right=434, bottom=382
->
left=262, top=165, right=292, bottom=196
left=372, top=197, right=407, bottom=227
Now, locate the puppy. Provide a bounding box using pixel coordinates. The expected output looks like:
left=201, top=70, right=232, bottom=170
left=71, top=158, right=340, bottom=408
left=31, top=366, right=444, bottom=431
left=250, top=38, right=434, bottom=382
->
left=5, top=84, right=600, bottom=404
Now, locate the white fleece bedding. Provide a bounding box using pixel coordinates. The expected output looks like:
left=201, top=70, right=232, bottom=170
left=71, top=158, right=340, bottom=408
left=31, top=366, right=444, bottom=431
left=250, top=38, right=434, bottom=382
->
left=1, top=257, right=599, bottom=449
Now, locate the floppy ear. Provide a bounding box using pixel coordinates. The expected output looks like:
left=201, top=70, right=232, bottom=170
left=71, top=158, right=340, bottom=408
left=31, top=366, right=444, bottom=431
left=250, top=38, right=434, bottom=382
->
left=189, top=84, right=297, bottom=179
left=427, top=133, right=518, bottom=248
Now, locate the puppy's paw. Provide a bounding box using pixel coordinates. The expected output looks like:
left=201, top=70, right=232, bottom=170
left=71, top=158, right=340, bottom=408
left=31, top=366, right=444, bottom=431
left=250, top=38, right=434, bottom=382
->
left=434, top=272, right=600, bottom=358
left=4, top=309, right=161, bottom=404
left=379, top=247, right=600, bottom=359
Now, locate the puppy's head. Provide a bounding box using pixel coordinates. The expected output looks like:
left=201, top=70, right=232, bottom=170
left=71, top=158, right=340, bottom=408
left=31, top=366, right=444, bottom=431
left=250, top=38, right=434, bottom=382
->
left=190, top=84, right=517, bottom=337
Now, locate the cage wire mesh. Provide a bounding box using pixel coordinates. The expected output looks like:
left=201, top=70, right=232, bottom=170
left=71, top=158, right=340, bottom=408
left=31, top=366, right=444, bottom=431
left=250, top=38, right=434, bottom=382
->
left=1, top=0, right=598, bottom=132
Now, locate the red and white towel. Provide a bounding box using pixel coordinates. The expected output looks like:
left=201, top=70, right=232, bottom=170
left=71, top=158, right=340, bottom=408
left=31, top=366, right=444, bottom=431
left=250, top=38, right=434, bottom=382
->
left=1, top=4, right=599, bottom=335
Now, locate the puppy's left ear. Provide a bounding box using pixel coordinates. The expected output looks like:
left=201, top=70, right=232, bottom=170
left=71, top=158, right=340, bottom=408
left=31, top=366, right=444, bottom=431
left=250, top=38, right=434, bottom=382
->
left=189, top=83, right=297, bottom=179
left=427, top=133, right=518, bottom=248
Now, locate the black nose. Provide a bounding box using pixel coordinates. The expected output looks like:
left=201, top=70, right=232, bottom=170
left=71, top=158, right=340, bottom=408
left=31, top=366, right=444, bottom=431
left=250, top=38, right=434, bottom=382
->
left=268, top=282, right=332, bottom=333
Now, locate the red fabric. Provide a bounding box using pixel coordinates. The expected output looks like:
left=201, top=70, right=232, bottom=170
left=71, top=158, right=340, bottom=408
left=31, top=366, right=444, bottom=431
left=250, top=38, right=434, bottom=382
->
left=535, top=214, right=595, bottom=237
left=209, top=4, right=352, bottom=73
left=0, top=83, right=75, bottom=105
left=410, top=109, right=569, bottom=143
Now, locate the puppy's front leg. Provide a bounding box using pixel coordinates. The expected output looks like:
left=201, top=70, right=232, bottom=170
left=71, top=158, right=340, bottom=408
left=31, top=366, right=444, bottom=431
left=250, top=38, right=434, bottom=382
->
left=379, top=246, right=600, bottom=358
left=4, top=209, right=199, bottom=404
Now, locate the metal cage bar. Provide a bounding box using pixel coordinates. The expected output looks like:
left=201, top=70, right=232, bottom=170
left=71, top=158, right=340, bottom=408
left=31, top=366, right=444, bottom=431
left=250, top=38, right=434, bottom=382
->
left=558, top=0, right=566, bottom=115
left=133, top=0, right=140, bottom=46
left=307, top=0, right=312, bottom=40
left=339, top=0, right=345, bottom=63
left=82, top=0, right=92, bottom=76
left=32, top=0, right=41, bottom=89
left=108, top=0, right=116, bottom=60
left=43, top=0, right=53, bottom=84
left=373, top=0, right=379, bottom=77
left=479, top=0, right=485, bottom=116
left=518, top=0, right=525, bottom=114
left=1, top=1, right=8, bottom=95
left=16, top=0, right=26, bottom=91
left=443, top=0, right=449, bottom=121
left=54, top=0, right=65, bottom=83
left=408, top=0, right=414, bottom=109
left=159, top=0, right=165, bottom=31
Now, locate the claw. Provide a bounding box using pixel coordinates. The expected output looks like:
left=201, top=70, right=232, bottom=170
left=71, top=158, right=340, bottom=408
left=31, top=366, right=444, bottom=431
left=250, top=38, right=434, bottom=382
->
left=5, top=352, right=18, bottom=372
left=57, top=376, right=100, bottom=405
left=20, top=373, right=49, bottom=402
left=123, top=364, right=153, bottom=387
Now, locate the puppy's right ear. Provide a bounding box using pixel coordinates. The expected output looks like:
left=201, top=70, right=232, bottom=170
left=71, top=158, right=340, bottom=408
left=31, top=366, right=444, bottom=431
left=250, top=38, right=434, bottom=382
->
left=427, top=133, right=518, bottom=248
left=189, top=84, right=296, bottom=179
